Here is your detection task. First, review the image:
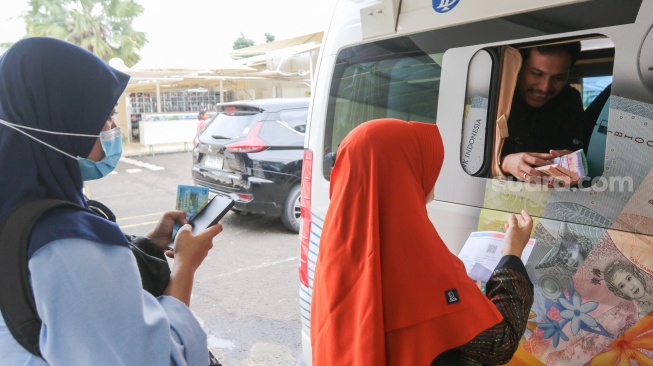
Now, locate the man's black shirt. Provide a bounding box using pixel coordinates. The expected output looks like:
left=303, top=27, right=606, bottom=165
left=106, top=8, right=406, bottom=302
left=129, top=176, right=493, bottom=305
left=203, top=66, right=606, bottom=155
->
left=502, top=85, right=585, bottom=156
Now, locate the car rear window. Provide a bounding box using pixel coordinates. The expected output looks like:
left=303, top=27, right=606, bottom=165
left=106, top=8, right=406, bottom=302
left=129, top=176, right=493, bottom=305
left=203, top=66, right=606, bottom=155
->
left=203, top=112, right=259, bottom=139
left=278, top=109, right=308, bottom=133
left=256, top=108, right=307, bottom=146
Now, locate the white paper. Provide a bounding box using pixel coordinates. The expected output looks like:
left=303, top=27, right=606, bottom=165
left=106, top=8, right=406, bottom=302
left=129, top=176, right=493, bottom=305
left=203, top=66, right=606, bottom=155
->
left=458, top=231, right=535, bottom=282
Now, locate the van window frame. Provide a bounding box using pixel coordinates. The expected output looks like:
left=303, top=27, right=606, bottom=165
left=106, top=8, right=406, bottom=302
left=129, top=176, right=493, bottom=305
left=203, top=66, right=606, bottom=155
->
left=461, top=48, right=501, bottom=177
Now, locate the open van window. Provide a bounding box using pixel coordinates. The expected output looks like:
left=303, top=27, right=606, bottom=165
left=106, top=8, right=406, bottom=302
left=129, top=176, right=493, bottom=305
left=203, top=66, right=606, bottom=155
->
left=461, top=35, right=615, bottom=185
left=323, top=39, right=442, bottom=179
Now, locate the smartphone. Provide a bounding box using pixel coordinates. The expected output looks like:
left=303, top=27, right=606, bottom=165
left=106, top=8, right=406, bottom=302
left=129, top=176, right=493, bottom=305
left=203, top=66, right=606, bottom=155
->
left=188, top=195, right=234, bottom=234
left=169, top=195, right=234, bottom=249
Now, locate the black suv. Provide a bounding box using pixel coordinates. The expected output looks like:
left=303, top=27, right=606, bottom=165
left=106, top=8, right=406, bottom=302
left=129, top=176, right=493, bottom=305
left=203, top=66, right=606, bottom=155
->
left=191, top=98, right=309, bottom=232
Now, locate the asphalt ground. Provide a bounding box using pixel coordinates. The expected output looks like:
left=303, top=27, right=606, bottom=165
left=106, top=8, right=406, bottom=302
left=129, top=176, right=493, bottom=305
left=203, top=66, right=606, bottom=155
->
left=86, top=151, right=305, bottom=365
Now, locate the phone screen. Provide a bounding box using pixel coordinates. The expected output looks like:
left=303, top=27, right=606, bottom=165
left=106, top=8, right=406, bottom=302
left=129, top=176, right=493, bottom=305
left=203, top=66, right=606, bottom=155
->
left=188, top=195, right=234, bottom=234
left=169, top=195, right=234, bottom=249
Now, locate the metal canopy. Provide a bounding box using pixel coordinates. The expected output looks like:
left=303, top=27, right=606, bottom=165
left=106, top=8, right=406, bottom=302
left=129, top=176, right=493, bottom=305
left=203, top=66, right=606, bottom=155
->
left=120, top=31, right=324, bottom=94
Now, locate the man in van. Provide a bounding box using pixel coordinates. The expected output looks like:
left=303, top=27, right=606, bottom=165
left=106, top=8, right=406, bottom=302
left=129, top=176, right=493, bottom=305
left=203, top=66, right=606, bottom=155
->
left=499, top=42, right=585, bottom=182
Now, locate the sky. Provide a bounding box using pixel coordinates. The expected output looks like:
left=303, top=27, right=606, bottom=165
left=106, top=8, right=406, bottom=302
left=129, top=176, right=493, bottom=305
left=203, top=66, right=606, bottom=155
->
left=0, top=0, right=338, bottom=69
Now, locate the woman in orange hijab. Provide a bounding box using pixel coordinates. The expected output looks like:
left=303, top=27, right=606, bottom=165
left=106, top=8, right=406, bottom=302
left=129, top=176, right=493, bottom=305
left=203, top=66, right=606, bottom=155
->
left=310, top=118, right=534, bottom=365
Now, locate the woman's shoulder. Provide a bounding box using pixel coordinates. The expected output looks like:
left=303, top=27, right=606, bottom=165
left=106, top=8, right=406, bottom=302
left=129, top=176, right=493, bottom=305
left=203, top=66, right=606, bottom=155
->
left=29, top=204, right=128, bottom=258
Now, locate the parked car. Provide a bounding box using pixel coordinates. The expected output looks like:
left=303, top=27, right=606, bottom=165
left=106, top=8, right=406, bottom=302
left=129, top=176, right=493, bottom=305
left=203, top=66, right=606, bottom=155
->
left=191, top=98, right=309, bottom=232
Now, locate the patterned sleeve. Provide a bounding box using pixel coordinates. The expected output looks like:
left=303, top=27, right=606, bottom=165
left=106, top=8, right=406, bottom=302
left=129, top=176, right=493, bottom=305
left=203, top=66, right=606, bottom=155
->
left=457, top=254, right=534, bottom=365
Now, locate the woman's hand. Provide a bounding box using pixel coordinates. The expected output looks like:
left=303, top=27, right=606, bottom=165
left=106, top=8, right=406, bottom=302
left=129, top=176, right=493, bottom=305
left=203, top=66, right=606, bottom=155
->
left=145, top=210, right=187, bottom=250
left=168, top=223, right=222, bottom=270
left=502, top=210, right=533, bottom=257
left=164, top=223, right=223, bottom=306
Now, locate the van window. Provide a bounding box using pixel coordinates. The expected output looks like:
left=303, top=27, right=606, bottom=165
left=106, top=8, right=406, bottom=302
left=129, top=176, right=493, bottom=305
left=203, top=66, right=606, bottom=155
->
left=323, top=39, right=442, bottom=179
left=582, top=76, right=613, bottom=109
left=461, top=50, right=497, bottom=176
left=461, top=35, right=615, bottom=184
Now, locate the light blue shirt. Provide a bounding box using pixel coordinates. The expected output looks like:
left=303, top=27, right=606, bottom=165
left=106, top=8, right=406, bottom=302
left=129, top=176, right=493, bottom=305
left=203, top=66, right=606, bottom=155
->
left=0, top=238, right=208, bottom=365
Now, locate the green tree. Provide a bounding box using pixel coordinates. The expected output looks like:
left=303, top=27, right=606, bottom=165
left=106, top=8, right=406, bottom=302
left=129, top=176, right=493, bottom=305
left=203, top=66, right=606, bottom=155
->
left=0, top=42, right=14, bottom=53
left=264, top=32, right=275, bottom=43
left=23, top=0, right=147, bottom=67
left=232, top=32, right=255, bottom=50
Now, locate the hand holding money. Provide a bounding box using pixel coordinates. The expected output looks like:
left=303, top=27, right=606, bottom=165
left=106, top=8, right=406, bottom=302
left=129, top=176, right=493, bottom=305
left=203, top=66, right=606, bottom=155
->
left=146, top=210, right=187, bottom=250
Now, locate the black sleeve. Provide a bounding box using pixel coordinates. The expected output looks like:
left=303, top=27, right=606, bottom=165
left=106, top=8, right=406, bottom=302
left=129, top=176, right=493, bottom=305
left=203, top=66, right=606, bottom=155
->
left=452, top=255, right=534, bottom=365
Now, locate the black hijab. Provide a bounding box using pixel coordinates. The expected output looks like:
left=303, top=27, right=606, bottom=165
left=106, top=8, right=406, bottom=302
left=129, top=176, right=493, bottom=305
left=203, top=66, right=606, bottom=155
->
left=0, top=37, right=130, bottom=255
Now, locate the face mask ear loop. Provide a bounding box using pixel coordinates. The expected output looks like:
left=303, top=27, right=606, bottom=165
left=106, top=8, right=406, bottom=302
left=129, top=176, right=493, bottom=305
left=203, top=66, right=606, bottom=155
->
left=0, top=118, right=84, bottom=160
left=0, top=118, right=98, bottom=137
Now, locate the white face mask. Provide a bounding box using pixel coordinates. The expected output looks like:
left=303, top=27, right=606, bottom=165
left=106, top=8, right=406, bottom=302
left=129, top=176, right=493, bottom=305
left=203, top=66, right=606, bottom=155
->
left=0, top=118, right=121, bottom=180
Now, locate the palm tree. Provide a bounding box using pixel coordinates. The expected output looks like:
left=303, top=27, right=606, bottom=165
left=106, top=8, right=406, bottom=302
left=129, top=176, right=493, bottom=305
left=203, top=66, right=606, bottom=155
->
left=23, top=0, right=147, bottom=67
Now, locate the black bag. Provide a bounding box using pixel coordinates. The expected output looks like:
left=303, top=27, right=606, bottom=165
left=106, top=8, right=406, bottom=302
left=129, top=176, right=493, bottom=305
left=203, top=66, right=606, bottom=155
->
left=0, top=199, right=220, bottom=365
left=87, top=199, right=170, bottom=296
left=0, top=199, right=73, bottom=356
left=128, top=235, right=172, bottom=296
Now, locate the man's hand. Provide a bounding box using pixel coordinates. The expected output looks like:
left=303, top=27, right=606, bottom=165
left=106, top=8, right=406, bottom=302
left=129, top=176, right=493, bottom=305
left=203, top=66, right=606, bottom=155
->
left=145, top=210, right=187, bottom=250
left=549, top=149, right=572, bottom=158
left=501, top=152, right=555, bottom=182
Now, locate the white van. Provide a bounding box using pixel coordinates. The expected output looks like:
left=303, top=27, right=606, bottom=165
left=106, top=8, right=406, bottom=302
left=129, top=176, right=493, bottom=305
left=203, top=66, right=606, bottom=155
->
left=299, top=0, right=653, bottom=364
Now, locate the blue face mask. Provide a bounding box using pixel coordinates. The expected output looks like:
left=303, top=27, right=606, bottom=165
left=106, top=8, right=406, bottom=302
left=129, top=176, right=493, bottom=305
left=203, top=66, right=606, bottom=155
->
left=78, top=127, right=123, bottom=181
left=0, top=118, right=122, bottom=181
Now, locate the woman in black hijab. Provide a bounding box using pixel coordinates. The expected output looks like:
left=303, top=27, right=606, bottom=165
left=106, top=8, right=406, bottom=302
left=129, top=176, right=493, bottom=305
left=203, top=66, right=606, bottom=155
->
left=0, top=37, right=222, bottom=365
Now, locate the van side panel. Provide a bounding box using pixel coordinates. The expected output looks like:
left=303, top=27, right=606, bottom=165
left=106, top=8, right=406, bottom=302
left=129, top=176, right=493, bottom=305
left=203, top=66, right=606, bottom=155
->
left=301, top=0, right=653, bottom=365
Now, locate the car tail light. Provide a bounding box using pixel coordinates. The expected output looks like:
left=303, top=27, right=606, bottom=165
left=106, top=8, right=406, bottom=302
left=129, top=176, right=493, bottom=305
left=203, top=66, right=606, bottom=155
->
left=235, top=193, right=253, bottom=201
left=299, top=149, right=313, bottom=287
left=226, top=122, right=269, bottom=153
left=224, top=106, right=237, bottom=116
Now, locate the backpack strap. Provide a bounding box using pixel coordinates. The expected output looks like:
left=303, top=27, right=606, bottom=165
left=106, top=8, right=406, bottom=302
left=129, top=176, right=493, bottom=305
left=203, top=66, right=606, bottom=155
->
left=0, top=199, right=81, bottom=357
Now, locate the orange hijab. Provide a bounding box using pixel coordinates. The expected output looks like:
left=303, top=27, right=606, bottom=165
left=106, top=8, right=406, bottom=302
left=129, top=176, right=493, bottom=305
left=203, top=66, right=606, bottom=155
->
left=310, top=119, right=503, bottom=365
